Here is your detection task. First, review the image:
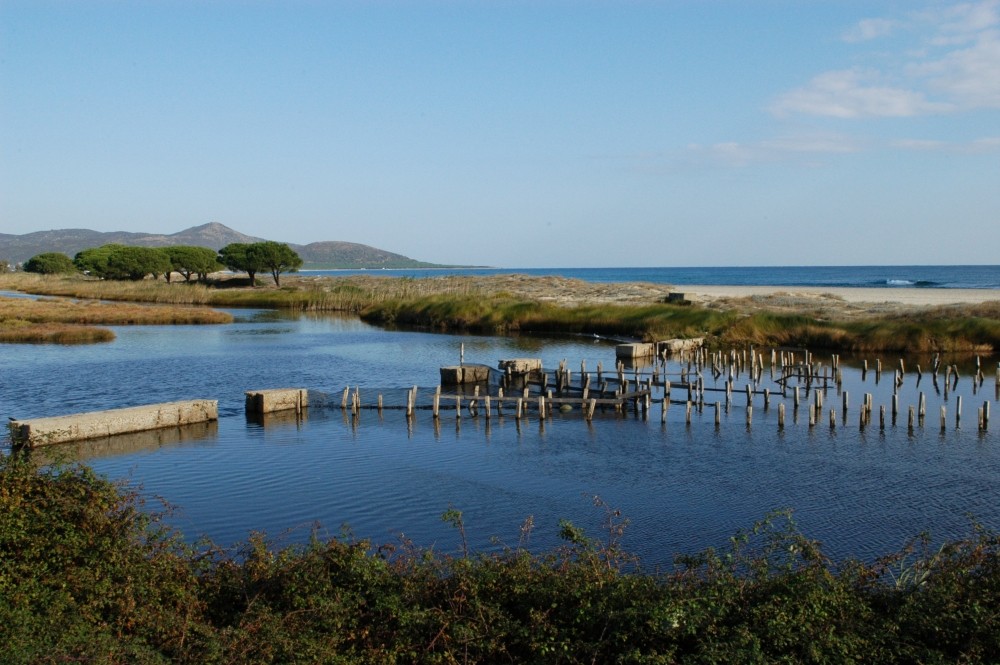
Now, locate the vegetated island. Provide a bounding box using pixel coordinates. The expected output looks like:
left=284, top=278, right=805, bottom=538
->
left=2, top=452, right=999, bottom=662
left=3, top=271, right=1000, bottom=353
left=0, top=293, right=232, bottom=344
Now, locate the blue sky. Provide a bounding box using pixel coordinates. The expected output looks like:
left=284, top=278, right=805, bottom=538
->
left=2, top=1, right=998, bottom=267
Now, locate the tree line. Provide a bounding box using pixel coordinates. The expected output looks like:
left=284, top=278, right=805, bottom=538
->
left=21, top=241, right=303, bottom=287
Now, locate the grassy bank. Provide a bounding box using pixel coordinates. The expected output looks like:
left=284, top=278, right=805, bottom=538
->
left=363, top=294, right=1000, bottom=353
left=4, top=272, right=1000, bottom=352
left=2, top=453, right=998, bottom=663
left=0, top=294, right=233, bottom=344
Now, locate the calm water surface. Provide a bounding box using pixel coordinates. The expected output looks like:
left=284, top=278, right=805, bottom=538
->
left=2, top=309, right=998, bottom=567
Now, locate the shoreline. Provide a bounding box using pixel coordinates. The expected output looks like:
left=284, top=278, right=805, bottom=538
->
left=677, top=285, right=1000, bottom=307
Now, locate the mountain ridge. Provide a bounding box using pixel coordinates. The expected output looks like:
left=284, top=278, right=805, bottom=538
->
left=0, top=223, right=444, bottom=269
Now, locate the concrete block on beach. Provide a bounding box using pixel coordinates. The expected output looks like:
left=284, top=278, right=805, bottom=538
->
left=9, top=400, right=218, bottom=448
left=657, top=337, right=704, bottom=355
left=245, top=388, right=308, bottom=414
left=616, top=343, right=656, bottom=359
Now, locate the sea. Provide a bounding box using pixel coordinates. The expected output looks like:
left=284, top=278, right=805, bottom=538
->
left=301, top=264, right=1000, bottom=290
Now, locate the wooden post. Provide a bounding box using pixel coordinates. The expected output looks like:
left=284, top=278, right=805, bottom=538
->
left=941, top=405, right=947, bottom=432
left=515, top=398, right=522, bottom=420
left=880, top=405, right=885, bottom=430
left=829, top=408, right=835, bottom=429
left=433, top=387, right=441, bottom=418
left=984, top=401, right=990, bottom=429
left=956, top=395, right=962, bottom=427
left=908, top=406, right=915, bottom=431
left=456, top=396, right=462, bottom=419
left=842, top=391, right=849, bottom=414
left=484, top=395, right=491, bottom=420
left=341, top=386, right=350, bottom=409
left=715, top=401, right=721, bottom=427
left=685, top=401, right=692, bottom=425
left=538, top=395, right=546, bottom=420
left=778, top=403, right=785, bottom=429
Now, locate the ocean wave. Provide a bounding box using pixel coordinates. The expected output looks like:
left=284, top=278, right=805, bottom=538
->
left=882, top=279, right=942, bottom=288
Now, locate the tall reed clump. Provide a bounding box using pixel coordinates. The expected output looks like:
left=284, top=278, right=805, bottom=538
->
left=0, top=296, right=233, bottom=326
left=362, top=296, right=738, bottom=339
left=3, top=454, right=1000, bottom=663
left=0, top=321, right=116, bottom=344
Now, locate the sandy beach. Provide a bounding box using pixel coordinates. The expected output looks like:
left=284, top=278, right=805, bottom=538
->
left=679, top=285, right=1000, bottom=307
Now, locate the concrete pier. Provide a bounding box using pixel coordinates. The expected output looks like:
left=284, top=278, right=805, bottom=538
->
left=497, top=359, right=542, bottom=374
left=9, top=400, right=218, bottom=448
left=245, top=388, right=308, bottom=414
left=657, top=338, right=704, bottom=355
left=616, top=343, right=656, bottom=359
left=440, top=364, right=492, bottom=385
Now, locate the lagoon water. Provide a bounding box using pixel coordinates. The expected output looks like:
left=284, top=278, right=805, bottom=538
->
left=3, top=301, right=999, bottom=568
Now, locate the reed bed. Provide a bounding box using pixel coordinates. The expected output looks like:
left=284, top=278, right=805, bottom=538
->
left=0, top=296, right=233, bottom=326
left=0, top=320, right=116, bottom=344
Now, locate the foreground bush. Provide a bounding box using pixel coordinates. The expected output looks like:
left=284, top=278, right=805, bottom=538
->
left=2, top=453, right=999, bottom=663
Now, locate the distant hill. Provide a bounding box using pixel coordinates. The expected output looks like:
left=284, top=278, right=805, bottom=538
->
left=0, top=223, right=445, bottom=269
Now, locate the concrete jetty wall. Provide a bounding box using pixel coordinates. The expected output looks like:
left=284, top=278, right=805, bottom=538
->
left=245, top=388, right=308, bottom=414
left=9, top=400, right=218, bottom=448
left=440, top=364, right=493, bottom=384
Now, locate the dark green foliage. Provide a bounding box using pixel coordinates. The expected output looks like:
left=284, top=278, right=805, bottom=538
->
left=73, top=243, right=122, bottom=277
left=218, top=242, right=265, bottom=286
left=3, top=454, right=1000, bottom=663
left=250, top=241, right=303, bottom=287
left=164, top=246, right=221, bottom=282
left=23, top=252, right=77, bottom=275
left=218, top=241, right=302, bottom=286
left=106, top=246, right=172, bottom=281
left=73, top=244, right=172, bottom=281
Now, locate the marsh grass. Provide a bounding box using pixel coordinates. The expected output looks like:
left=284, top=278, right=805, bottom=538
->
left=0, top=293, right=232, bottom=345
left=4, top=272, right=1000, bottom=352
left=0, top=320, right=116, bottom=344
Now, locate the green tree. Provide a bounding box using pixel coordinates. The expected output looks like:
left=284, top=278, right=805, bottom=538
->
left=101, top=246, right=171, bottom=281
left=73, top=244, right=122, bottom=278
left=165, top=246, right=220, bottom=283
left=249, top=241, right=303, bottom=287
left=218, top=243, right=266, bottom=286
left=23, top=252, right=77, bottom=274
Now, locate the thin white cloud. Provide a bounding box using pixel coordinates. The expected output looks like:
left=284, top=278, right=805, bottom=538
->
left=685, top=133, right=863, bottom=167
left=892, top=136, right=1000, bottom=152
left=770, top=69, right=954, bottom=118
left=773, top=0, right=1000, bottom=118
left=842, top=18, right=898, bottom=43
left=912, top=30, right=1000, bottom=108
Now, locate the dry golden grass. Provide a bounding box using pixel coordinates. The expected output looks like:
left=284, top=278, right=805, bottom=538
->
left=0, top=296, right=232, bottom=325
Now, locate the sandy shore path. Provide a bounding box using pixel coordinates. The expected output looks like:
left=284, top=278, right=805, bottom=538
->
left=680, top=285, right=1000, bottom=307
